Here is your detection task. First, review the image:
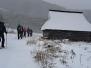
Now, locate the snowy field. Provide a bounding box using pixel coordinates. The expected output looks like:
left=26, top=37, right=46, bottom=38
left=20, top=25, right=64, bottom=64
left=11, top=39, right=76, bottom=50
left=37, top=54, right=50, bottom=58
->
left=0, top=31, right=91, bottom=68
left=0, top=33, right=40, bottom=68
left=28, top=33, right=91, bottom=68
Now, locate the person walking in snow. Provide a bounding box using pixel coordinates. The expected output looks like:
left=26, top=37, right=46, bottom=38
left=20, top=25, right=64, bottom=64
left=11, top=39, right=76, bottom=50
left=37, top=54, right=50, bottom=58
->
left=27, top=27, right=33, bottom=37
left=0, top=21, right=7, bottom=48
left=29, top=29, right=33, bottom=37
left=17, top=24, right=23, bottom=39
left=23, top=27, right=27, bottom=37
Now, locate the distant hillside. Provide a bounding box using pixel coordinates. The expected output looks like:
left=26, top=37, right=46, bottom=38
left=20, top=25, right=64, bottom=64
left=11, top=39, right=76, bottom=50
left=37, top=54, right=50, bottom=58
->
left=0, top=0, right=67, bottom=33
left=0, top=0, right=91, bottom=33
left=43, top=1, right=67, bottom=11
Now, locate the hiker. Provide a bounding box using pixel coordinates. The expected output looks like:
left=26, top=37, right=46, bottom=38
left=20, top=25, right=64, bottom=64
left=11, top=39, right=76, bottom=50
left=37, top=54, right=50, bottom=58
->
left=0, top=21, right=7, bottom=48
left=23, top=27, right=26, bottom=37
left=30, top=29, right=33, bottom=36
left=17, top=24, right=23, bottom=39
left=27, top=27, right=33, bottom=37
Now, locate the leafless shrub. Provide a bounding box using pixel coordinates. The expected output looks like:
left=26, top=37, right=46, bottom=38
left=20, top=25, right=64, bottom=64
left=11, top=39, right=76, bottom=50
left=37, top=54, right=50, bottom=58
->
left=38, top=37, right=45, bottom=41
left=32, top=37, right=73, bottom=68
left=60, top=59, right=67, bottom=64
left=34, top=51, right=55, bottom=68
left=58, top=49, right=70, bottom=66
left=46, top=41, right=56, bottom=46
left=46, top=46, right=59, bottom=54
left=34, top=51, right=48, bottom=64
left=70, top=50, right=76, bottom=59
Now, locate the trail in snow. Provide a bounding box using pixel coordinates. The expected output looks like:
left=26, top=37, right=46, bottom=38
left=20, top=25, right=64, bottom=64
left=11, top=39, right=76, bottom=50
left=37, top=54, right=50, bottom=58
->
left=0, top=33, right=40, bottom=68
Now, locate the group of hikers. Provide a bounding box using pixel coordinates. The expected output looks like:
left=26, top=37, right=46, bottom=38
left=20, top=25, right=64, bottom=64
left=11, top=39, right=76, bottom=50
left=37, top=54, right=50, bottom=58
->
left=0, top=21, right=33, bottom=48
left=17, top=24, right=33, bottom=39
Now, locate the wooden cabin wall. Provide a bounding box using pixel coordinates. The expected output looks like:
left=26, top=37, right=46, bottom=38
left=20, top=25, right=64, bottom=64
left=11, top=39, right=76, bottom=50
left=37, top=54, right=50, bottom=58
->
left=43, top=30, right=91, bottom=41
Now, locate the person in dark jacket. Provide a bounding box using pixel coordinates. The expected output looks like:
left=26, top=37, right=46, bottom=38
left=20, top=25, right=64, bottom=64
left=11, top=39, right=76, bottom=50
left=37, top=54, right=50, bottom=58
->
left=0, top=21, right=7, bottom=48
left=17, top=24, right=23, bottom=39
left=30, top=29, right=33, bottom=36
left=27, top=27, right=33, bottom=37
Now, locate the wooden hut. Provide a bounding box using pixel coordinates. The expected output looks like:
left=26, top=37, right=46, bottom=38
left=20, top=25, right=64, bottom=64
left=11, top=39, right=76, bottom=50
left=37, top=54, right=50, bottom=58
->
left=41, top=10, right=91, bottom=41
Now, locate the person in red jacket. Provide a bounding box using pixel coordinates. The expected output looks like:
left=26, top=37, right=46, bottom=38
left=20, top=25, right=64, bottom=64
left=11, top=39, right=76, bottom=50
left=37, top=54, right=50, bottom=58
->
left=23, top=27, right=26, bottom=37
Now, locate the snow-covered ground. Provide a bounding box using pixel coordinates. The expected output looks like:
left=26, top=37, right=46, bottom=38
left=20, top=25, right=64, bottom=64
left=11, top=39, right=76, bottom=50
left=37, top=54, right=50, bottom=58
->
left=0, top=32, right=91, bottom=68
left=0, top=33, right=40, bottom=68
left=28, top=34, right=91, bottom=68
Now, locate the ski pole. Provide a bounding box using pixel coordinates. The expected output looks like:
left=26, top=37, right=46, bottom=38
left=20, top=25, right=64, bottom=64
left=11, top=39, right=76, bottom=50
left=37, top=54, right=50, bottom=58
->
left=6, top=34, right=7, bottom=47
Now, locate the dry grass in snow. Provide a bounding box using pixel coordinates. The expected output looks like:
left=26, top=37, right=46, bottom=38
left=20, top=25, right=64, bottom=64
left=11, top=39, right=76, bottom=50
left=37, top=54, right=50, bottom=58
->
left=27, top=35, right=91, bottom=68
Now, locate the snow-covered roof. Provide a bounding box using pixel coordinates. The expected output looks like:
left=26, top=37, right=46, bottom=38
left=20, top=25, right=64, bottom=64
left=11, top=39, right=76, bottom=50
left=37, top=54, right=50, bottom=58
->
left=41, top=11, right=91, bottom=32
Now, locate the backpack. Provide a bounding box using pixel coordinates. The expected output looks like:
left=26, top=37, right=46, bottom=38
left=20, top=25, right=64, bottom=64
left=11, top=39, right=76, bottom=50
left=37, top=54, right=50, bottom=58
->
left=0, top=22, right=4, bottom=33
left=17, top=26, right=23, bottom=32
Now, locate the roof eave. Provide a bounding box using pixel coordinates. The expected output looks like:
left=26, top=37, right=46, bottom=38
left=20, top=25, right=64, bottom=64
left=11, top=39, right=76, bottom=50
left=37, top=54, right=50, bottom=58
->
left=49, top=9, right=83, bottom=13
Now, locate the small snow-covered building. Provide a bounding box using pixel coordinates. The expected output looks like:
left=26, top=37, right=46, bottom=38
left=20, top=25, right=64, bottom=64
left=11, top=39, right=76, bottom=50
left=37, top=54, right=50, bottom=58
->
left=41, top=10, right=91, bottom=41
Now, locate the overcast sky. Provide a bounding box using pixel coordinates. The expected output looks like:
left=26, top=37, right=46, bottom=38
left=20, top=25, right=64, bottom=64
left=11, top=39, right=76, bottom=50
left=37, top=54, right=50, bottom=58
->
left=43, top=0, right=91, bottom=10
left=0, top=0, right=91, bottom=18
left=0, top=0, right=49, bottom=18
